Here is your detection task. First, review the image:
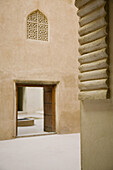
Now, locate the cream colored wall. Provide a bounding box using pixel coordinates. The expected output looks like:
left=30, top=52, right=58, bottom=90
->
left=23, top=87, right=43, bottom=114
left=81, top=1, right=113, bottom=170
left=0, top=0, right=80, bottom=139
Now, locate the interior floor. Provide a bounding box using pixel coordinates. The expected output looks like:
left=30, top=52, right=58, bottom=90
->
left=0, top=133, right=81, bottom=170
left=17, top=112, right=54, bottom=136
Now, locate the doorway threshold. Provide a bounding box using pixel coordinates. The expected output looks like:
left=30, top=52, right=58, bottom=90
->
left=16, top=132, right=56, bottom=138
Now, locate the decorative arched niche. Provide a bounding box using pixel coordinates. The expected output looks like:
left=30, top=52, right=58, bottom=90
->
left=27, top=10, right=48, bottom=41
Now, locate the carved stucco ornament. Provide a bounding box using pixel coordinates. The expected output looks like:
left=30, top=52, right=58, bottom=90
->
left=75, top=0, right=109, bottom=100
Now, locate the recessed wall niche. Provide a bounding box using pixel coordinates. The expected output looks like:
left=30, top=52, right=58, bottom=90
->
left=27, top=10, right=48, bottom=41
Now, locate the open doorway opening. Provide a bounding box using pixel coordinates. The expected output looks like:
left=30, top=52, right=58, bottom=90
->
left=16, top=84, right=56, bottom=137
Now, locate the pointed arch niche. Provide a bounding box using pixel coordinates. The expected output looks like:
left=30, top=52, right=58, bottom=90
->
left=27, top=10, right=48, bottom=41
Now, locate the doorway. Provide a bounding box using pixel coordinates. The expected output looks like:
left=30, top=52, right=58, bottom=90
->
left=16, top=83, right=56, bottom=137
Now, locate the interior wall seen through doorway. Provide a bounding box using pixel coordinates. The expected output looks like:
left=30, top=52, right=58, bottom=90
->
left=22, top=87, right=44, bottom=114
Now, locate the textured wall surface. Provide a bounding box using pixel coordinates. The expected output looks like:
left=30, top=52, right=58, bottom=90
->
left=76, top=0, right=109, bottom=100
left=0, top=0, right=80, bottom=139
left=75, top=0, right=113, bottom=170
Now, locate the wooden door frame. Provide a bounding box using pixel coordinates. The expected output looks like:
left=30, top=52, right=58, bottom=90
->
left=15, top=81, right=59, bottom=137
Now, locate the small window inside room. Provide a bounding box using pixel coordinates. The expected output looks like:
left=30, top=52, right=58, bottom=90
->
left=27, top=10, right=48, bottom=41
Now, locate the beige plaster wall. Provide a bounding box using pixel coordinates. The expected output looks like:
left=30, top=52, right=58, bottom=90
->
left=23, top=87, right=43, bottom=113
left=0, top=0, right=80, bottom=139
left=81, top=0, right=113, bottom=170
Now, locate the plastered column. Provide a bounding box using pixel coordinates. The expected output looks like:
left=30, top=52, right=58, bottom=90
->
left=75, top=0, right=113, bottom=170
left=75, top=0, right=109, bottom=100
